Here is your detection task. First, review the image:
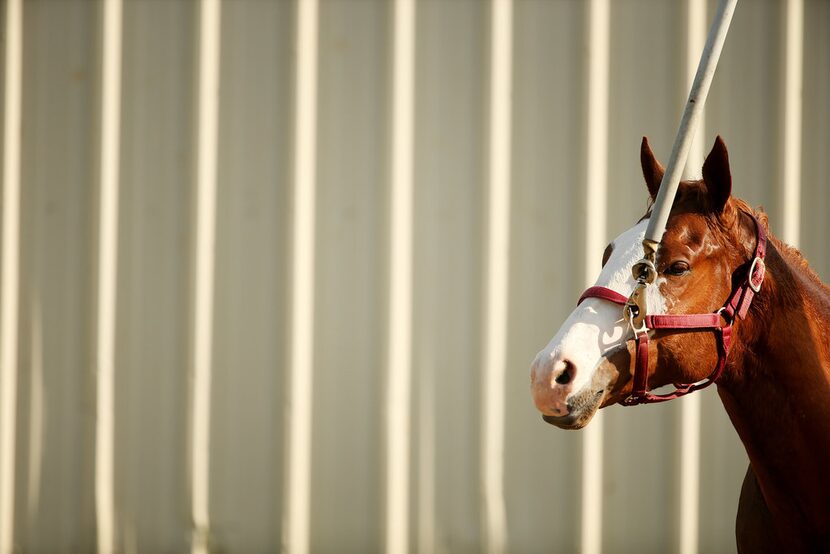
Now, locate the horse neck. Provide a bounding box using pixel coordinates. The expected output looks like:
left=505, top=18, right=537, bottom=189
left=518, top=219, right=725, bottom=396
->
left=717, top=237, right=830, bottom=528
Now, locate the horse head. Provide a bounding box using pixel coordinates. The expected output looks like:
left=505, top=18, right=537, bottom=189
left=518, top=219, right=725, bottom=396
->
left=531, top=136, right=764, bottom=429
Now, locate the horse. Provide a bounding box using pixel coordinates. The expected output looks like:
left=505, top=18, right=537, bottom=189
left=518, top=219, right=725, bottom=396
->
left=530, top=136, right=830, bottom=552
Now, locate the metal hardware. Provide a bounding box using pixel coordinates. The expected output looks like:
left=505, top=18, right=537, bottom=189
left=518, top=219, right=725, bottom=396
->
left=631, top=258, right=657, bottom=284
left=716, top=306, right=732, bottom=326
left=641, top=239, right=659, bottom=263
left=628, top=307, right=648, bottom=338
left=748, top=256, right=765, bottom=293
left=625, top=281, right=650, bottom=332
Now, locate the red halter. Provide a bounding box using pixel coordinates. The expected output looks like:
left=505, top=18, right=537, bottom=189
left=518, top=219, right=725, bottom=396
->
left=577, top=212, right=767, bottom=406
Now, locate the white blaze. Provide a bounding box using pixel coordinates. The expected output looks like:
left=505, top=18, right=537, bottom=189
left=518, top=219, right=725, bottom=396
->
left=534, top=219, right=667, bottom=397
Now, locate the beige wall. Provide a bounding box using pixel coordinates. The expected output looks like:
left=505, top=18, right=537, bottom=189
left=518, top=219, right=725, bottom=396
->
left=2, top=0, right=829, bottom=552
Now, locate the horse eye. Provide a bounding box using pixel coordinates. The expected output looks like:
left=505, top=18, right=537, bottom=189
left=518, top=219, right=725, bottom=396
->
left=666, top=261, right=691, bottom=276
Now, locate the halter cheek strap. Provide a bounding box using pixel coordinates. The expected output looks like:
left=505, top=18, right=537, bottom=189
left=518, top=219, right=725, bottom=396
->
left=577, top=211, right=767, bottom=406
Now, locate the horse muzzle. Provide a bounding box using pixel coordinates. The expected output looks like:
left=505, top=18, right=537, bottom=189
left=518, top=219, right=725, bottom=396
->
left=530, top=351, right=615, bottom=429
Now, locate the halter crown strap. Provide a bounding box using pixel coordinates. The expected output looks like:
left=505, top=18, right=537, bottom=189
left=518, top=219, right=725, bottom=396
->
left=577, top=210, right=766, bottom=406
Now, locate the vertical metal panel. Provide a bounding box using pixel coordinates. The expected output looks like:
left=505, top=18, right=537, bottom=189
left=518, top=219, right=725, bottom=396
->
left=412, top=1, right=486, bottom=550
left=117, top=1, right=195, bottom=551
left=190, top=1, right=221, bottom=551
left=284, top=0, right=318, bottom=552
left=21, top=293, right=44, bottom=552
left=387, top=0, right=415, bottom=552
left=780, top=0, right=803, bottom=247
left=310, top=0, right=387, bottom=551
left=505, top=1, right=585, bottom=550
left=481, top=0, right=512, bottom=552
left=94, top=0, right=123, bottom=551
left=581, top=1, right=609, bottom=553
left=0, top=0, right=22, bottom=551
left=800, top=0, right=830, bottom=282
left=19, top=1, right=98, bottom=551
left=209, top=1, right=292, bottom=551
left=683, top=0, right=708, bottom=178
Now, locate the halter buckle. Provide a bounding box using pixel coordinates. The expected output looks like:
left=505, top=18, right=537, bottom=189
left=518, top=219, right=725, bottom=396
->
left=748, top=257, right=765, bottom=293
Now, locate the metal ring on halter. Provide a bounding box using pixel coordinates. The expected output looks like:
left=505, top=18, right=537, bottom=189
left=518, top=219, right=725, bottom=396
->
left=748, top=256, right=765, bottom=293
left=631, top=258, right=658, bottom=284
left=716, top=306, right=732, bottom=325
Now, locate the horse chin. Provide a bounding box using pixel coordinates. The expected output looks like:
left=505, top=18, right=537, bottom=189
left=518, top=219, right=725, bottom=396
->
left=541, top=386, right=607, bottom=430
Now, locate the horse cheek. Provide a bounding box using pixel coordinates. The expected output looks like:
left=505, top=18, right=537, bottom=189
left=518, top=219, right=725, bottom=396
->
left=657, top=331, right=720, bottom=385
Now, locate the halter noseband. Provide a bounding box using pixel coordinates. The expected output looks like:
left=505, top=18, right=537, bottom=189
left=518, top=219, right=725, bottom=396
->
left=577, top=211, right=767, bottom=406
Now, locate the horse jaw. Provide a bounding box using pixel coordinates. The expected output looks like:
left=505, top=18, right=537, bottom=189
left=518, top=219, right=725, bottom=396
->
left=530, top=219, right=667, bottom=429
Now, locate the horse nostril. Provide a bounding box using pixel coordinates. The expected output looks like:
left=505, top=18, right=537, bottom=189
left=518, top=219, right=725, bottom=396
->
left=555, top=361, right=575, bottom=385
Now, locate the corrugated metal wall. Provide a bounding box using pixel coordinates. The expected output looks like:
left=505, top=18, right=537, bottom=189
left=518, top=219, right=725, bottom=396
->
left=1, top=0, right=828, bottom=552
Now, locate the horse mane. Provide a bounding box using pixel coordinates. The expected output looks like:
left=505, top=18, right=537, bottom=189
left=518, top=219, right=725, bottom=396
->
left=730, top=198, right=830, bottom=293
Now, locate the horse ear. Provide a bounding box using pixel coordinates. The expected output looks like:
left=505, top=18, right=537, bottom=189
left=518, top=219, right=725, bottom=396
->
left=640, top=137, right=664, bottom=200
left=702, top=135, right=732, bottom=212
